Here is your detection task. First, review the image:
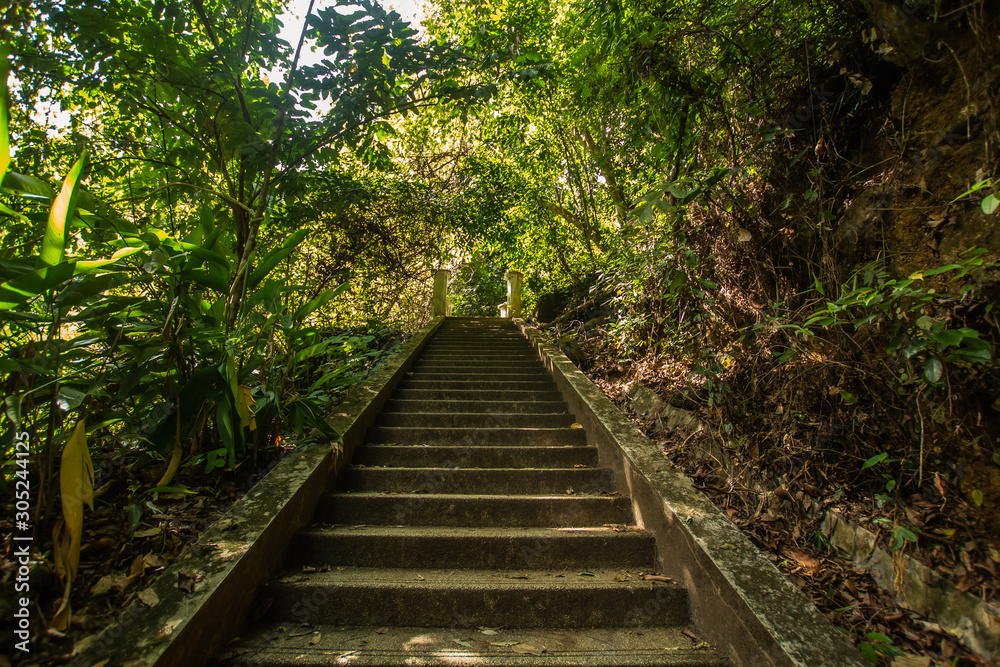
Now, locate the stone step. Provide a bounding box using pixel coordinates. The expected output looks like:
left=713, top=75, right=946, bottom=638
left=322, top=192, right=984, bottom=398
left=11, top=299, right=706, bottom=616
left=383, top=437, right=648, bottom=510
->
left=352, top=445, right=599, bottom=468
left=422, top=335, right=531, bottom=342
left=366, top=426, right=587, bottom=446
left=414, top=356, right=541, bottom=366
left=259, top=568, right=689, bottom=628
left=375, top=412, right=574, bottom=429
left=397, top=379, right=557, bottom=391
left=290, top=526, right=654, bottom=570
left=220, top=625, right=729, bottom=666
left=409, top=360, right=545, bottom=371
left=382, top=399, right=569, bottom=414
left=338, top=467, right=615, bottom=495
left=318, top=493, right=634, bottom=527
left=403, top=371, right=552, bottom=382
left=419, top=349, right=536, bottom=357
left=391, top=388, right=565, bottom=402
left=428, top=340, right=529, bottom=345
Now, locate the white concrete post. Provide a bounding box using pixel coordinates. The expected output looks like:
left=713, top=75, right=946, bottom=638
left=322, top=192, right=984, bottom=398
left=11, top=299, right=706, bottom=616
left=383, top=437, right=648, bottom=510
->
left=431, top=269, right=450, bottom=317
left=505, top=271, right=522, bottom=319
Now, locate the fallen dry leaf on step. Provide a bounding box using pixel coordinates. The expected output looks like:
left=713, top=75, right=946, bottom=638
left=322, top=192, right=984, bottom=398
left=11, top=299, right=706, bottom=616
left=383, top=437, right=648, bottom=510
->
left=137, top=588, right=159, bottom=607
left=178, top=572, right=195, bottom=593
left=640, top=574, right=674, bottom=583
left=781, top=546, right=821, bottom=573
left=512, top=644, right=545, bottom=655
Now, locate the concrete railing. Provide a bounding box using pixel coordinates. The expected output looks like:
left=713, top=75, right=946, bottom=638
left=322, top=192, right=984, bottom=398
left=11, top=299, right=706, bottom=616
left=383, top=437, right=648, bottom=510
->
left=430, top=268, right=523, bottom=319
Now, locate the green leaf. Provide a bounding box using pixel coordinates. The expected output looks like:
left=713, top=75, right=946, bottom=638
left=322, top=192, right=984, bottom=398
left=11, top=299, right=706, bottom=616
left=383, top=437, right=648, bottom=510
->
left=982, top=193, right=999, bottom=215
left=858, top=642, right=878, bottom=665
left=293, top=282, right=349, bottom=321
left=175, top=240, right=231, bottom=270
left=0, top=43, right=10, bottom=189
left=247, top=228, right=309, bottom=290
left=291, top=340, right=331, bottom=365
left=861, top=452, right=888, bottom=470
left=145, top=486, right=197, bottom=495
left=932, top=329, right=965, bottom=348
left=40, top=152, right=89, bottom=267
left=951, top=178, right=992, bottom=202
left=0, top=263, right=76, bottom=310
left=126, top=503, right=143, bottom=531
left=972, top=489, right=984, bottom=506
left=74, top=247, right=143, bottom=274
left=1, top=171, right=56, bottom=199
left=918, top=264, right=961, bottom=278
left=923, top=356, right=943, bottom=383
left=216, top=397, right=236, bottom=469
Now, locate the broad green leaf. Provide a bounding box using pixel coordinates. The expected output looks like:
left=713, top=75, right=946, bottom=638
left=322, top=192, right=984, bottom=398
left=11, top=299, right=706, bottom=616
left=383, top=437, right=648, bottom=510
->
left=247, top=228, right=309, bottom=290
left=923, top=356, right=943, bottom=383
left=73, top=247, right=143, bottom=274
left=145, top=486, right=197, bottom=495
left=175, top=240, right=231, bottom=269
left=293, top=282, right=349, bottom=321
left=931, top=329, right=964, bottom=348
left=861, top=452, right=887, bottom=470
left=0, top=43, right=10, bottom=189
left=55, top=273, right=128, bottom=307
left=291, top=340, right=331, bottom=365
left=40, top=152, right=89, bottom=267
left=216, top=397, right=236, bottom=469
left=982, top=193, right=999, bottom=215
left=0, top=262, right=76, bottom=310
left=1, top=171, right=56, bottom=199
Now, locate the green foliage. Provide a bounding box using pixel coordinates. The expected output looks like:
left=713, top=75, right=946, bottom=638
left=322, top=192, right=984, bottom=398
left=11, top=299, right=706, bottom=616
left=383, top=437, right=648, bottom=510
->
left=0, top=0, right=470, bottom=532
left=858, top=631, right=904, bottom=665
left=770, top=250, right=994, bottom=389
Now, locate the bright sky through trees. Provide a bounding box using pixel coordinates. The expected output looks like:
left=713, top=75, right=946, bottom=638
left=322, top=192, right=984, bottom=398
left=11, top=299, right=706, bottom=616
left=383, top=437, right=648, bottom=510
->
left=279, top=0, right=426, bottom=49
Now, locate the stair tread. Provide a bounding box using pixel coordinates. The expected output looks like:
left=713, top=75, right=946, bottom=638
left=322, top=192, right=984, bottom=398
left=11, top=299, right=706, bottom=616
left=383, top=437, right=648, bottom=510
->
left=220, top=625, right=728, bottom=666
left=328, top=491, right=620, bottom=499
left=268, top=567, right=681, bottom=589
left=300, top=525, right=646, bottom=538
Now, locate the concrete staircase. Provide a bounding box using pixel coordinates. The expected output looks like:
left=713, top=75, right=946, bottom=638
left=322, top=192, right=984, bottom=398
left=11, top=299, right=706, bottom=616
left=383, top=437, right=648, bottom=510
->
left=224, top=318, right=729, bottom=666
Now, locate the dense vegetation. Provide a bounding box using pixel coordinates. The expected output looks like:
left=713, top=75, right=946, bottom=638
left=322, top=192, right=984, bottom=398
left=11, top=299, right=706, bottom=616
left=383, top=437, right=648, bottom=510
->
left=2, top=0, right=998, bottom=663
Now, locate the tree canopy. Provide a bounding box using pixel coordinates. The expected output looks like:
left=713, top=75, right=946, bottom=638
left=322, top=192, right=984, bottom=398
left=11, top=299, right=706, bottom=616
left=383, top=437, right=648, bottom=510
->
left=2, top=0, right=999, bottom=658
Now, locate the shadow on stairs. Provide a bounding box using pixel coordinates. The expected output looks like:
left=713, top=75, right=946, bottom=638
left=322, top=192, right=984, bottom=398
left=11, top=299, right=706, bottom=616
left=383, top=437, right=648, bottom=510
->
left=219, top=317, right=730, bottom=666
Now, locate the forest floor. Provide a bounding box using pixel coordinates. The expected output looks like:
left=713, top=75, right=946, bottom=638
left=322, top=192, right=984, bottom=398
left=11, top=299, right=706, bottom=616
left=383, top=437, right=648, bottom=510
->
left=578, top=334, right=997, bottom=667
left=2, top=449, right=285, bottom=666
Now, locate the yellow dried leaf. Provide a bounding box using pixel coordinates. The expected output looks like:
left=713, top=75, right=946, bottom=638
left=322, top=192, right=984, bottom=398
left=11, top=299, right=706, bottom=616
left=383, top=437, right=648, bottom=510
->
left=238, top=385, right=256, bottom=431
left=51, top=420, right=94, bottom=630
left=59, top=420, right=94, bottom=579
